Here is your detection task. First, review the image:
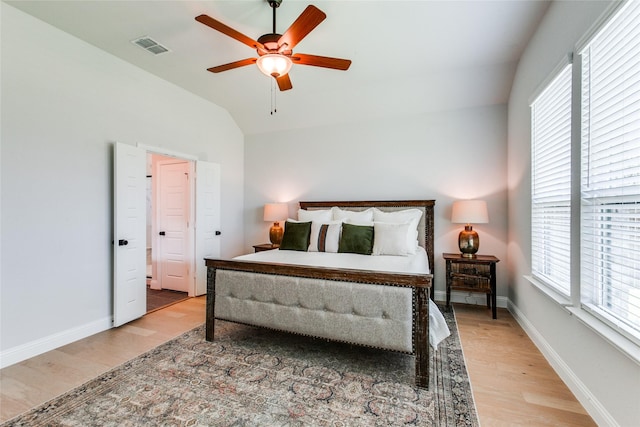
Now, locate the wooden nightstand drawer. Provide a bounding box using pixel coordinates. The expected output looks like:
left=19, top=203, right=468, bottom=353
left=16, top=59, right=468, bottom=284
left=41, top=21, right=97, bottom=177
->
left=450, top=273, right=491, bottom=291
left=451, top=263, right=490, bottom=278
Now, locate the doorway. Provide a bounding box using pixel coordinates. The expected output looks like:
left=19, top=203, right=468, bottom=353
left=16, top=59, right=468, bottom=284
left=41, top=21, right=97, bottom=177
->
left=114, top=142, right=221, bottom=327
left=146, top=154, right=191, bottom=311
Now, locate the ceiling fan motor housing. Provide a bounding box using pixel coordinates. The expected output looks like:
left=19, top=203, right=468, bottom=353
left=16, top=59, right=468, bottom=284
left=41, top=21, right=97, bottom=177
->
left=257, top=33, right=283, bottom=54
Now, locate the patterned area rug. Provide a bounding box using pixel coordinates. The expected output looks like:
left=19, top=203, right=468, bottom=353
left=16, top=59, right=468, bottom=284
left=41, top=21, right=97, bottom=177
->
left=3, top=307, right=478, bottom=426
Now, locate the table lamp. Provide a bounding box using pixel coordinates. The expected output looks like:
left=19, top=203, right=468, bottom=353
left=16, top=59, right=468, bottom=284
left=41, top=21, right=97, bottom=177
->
left=263, top=203, right=288, bottom=247
left=451, top=200, right=489, bottom=258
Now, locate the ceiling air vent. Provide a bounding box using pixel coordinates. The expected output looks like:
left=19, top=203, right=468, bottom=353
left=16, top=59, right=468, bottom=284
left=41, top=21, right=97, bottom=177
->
left=131, top=36, right=170, bottom=55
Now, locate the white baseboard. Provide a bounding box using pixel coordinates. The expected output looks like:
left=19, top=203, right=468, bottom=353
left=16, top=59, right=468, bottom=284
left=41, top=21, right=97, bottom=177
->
left=507, top=300, right=618, bottom=427
left=0, top=316, right=112, bottom=369
left=433, top=289, right=508, bottom=308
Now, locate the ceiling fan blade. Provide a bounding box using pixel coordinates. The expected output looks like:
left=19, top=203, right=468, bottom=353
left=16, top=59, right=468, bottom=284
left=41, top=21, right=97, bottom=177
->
left=207, top=58, right=257, bottom=73
left=276, top=74, right=293, bottom=91
left=196, top=14, right=263, bottom=50
left=291, top=53, right=352, bottom=71
left=278, top=5, right=326, bottom=51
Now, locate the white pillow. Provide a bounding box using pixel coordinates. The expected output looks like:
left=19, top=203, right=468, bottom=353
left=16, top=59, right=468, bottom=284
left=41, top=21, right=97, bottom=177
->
left=331, top=207, right=374, bottom=223
left=372, top=222, right=412, bottom=256
left=309, top=221, right=342, bottom=252
left=298, top=209, right=332, bottom=223
left=372, top=208, right=423, bottom=254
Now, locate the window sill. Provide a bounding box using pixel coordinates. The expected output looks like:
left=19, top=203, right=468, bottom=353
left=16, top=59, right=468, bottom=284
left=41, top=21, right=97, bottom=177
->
left=524, top=275, right=571, bottom=306
left=524, top=275, right=640, bottom=365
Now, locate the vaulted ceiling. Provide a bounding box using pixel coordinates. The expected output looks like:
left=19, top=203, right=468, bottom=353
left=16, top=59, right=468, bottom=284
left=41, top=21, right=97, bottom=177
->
left=6, top=0, right=550, bottom=135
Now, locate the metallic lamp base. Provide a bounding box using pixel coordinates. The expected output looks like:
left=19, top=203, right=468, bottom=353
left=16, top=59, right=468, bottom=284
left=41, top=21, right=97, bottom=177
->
left=269, top=222, right=283, bottom=247
left=458, top=225, right=479, bottom=258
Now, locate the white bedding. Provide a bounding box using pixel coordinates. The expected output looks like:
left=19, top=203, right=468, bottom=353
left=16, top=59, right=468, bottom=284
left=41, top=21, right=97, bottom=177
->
left=235, top=246, right=430, bottom=274
left=233, top=247, right=450, bottom=349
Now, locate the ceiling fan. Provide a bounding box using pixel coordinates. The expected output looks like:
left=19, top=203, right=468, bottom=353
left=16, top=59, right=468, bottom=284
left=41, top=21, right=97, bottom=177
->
left=195, top=0, right=351, bottom=91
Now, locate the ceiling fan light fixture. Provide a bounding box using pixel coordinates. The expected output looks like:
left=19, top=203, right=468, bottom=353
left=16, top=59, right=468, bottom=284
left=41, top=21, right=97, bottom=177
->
left=256, top=54, right=292, bottom=78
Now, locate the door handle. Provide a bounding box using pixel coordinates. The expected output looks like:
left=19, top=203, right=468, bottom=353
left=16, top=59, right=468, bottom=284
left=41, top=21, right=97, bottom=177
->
left=159, top=231, right=166, bottom=236
left=118, top=239, right=129, bottom=246
left=215, top=231, right=221, bottom=236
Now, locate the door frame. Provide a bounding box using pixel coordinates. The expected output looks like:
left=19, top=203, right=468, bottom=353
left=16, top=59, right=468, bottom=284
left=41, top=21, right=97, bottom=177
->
left=140, top=144, right=197, bottom=297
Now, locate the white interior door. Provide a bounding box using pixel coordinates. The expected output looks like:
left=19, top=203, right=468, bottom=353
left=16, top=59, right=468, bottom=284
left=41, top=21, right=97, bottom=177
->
left=113, top=143, right=147, bottom=327
left=157, top=160, right=190, bottom=292
left=195, top=161, right=221, bottom=296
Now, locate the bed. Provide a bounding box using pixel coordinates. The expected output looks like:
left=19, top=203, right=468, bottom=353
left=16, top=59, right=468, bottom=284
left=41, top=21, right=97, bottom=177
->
left=205, top=200, right=448, bottom=388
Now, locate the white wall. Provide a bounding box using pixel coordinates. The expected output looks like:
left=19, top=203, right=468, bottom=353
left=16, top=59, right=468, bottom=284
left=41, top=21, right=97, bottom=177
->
left=508, top=1, right=639, bottom=426
left=0, top=4, right=245, bottom=365
left=245, top=105, right=508, bottom=302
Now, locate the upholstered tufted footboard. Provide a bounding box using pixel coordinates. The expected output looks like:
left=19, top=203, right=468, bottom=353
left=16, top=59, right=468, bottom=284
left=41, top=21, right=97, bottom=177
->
left=205, top=259, right=431, bottom=388
left=215, top=269, right=415, bottom=352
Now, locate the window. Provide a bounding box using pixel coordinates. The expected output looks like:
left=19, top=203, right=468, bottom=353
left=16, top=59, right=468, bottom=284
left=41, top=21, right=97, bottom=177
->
left=529, top=0, right=640, bottom=350
left=580, top=0, right=640, bottom=342
left=530, top=63, right=573, bottom=296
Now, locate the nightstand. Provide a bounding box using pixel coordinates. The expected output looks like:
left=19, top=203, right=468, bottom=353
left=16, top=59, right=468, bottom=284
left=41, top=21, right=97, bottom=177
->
left=253, top=243, right=278, bottom=253
left=443, top=253, right=500, bottom=319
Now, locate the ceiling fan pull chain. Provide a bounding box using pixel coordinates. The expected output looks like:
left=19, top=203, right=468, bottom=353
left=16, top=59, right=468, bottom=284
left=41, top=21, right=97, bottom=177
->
left=270, top=79, right=277, bottom=115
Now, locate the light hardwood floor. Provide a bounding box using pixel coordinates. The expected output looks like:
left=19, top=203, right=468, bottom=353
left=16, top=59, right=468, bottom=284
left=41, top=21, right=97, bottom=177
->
left=455, top=304, right=596, bottom=426
left=0, top=298, right=595, bottom=425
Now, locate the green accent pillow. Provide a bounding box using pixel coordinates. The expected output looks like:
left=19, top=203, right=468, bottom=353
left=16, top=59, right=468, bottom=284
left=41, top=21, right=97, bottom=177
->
left=338, top=223, right=374, bottom=255
left=279, top=221, right=312, bottom=251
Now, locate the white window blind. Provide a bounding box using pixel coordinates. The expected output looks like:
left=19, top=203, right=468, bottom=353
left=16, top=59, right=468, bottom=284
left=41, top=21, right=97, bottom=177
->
left=531, top=63, right=573, bottom=295
left=580, top=0, right=640, bottom=342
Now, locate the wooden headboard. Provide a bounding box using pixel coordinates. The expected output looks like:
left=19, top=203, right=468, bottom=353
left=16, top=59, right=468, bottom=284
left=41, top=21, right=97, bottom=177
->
left=299, top=200, right=436, bottom=278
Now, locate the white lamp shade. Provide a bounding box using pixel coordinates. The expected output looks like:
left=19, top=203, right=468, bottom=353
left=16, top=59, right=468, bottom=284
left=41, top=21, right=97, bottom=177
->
left=256, top=54, right=292, bottom=77
left=451, top=200, right=489, bottom=224
left=264, top=203, right=288, bottom=222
